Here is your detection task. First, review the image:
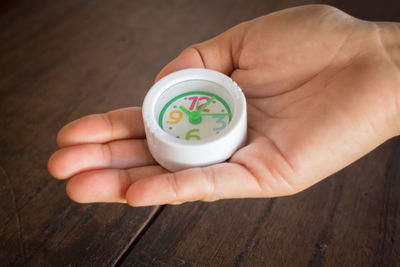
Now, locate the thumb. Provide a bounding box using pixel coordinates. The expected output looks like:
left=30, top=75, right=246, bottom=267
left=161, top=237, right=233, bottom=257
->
left=154, top=26, right=244, bottom=82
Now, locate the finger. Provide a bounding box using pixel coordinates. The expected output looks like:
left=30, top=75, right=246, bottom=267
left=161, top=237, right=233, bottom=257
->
left=126, top=163, right=269, bottom=207
left=57, top=107, right=144, bottom=147
left=66, top=166, right=166, bottom=203
left=154, top=24, right=246, bottom=82
left=48, top=139, right=155, bottom=179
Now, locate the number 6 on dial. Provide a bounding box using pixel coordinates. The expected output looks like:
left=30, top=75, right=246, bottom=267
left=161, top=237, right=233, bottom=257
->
left=185, top=129, right=200, bottom=140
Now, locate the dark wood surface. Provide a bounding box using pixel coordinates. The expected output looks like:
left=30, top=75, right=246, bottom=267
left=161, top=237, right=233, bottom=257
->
left=0, top=0, right=399, bottom=266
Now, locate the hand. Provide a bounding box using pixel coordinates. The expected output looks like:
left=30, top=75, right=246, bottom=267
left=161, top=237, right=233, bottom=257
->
left=48, top=5, right=400, bottom=206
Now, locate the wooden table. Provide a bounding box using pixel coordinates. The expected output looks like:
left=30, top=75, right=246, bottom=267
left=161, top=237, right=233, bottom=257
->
left=1, top=0, right=399, bottom=266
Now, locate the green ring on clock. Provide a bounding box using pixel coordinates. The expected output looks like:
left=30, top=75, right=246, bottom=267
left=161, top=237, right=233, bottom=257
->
left=158, top=91, right=232, bottom=129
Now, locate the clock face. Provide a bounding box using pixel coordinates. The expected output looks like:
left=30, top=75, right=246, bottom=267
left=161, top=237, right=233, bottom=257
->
left=158, top=91, right=232, bottom=141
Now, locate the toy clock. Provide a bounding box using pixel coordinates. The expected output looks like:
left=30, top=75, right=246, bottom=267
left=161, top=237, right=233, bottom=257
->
left=142, top=68, right=247, bottom=171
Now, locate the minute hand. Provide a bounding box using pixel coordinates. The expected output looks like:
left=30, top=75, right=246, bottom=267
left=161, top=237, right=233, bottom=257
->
left=200, top=113, right=228, bottom=116
left=198, top=96, right=215, bottom=113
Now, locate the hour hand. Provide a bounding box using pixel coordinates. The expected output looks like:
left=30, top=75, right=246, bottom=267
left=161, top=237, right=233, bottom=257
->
left=179, top=105, right=191, bottom=116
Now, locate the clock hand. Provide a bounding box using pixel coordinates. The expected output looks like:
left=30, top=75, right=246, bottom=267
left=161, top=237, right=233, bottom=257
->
left=179, top=105, right=201, bottom=124
left=200, top=113, right=229, bottom=116
left=179, top=105, right=202, bottom=124
left=179, top=105, right=191, bottom=116
left=198, top=96, right=215, bottom=113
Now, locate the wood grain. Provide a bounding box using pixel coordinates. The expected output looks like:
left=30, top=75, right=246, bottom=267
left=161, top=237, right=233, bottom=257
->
left=0, top=1, right=166, bottom=265
left=121, top=140, right=400, bottom=266
left=0, top=0, right=399, bottom=266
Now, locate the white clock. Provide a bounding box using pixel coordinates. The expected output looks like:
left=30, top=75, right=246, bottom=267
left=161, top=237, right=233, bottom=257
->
left=142, top=68, right=247, bottom=171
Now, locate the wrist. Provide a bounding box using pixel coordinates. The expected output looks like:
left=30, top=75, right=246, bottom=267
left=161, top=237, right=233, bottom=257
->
left=378, top=22, right=400, bottom=70
left=375, top=22, right=400, bottom=136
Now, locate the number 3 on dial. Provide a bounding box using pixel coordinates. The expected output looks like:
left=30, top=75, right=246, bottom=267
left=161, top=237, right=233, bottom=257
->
left=212, top=115, right=227, bottom=131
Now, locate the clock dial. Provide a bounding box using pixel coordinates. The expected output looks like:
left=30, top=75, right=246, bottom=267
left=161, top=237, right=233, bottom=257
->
left=158, top=91, right=232, bottom=140
left=143, top=68, right=246, bottom=171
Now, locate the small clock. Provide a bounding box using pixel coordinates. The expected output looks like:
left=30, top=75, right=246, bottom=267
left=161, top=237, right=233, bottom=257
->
left=142, top=68, right=247, bottom=171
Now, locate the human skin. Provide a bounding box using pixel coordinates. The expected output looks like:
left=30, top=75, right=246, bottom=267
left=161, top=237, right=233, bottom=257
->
left=48, top=5, right=400, bottom=206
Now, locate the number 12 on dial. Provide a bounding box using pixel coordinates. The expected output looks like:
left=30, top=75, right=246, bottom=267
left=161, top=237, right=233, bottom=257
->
left=158, top=91, right=232, bottom=140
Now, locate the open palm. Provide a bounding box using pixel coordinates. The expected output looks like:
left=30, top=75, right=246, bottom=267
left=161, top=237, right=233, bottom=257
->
left=48, top=5, right=400, bottom=206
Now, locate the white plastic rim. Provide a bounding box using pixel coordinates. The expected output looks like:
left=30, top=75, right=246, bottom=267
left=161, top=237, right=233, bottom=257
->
left=142, top=68, right=247, bottom=172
